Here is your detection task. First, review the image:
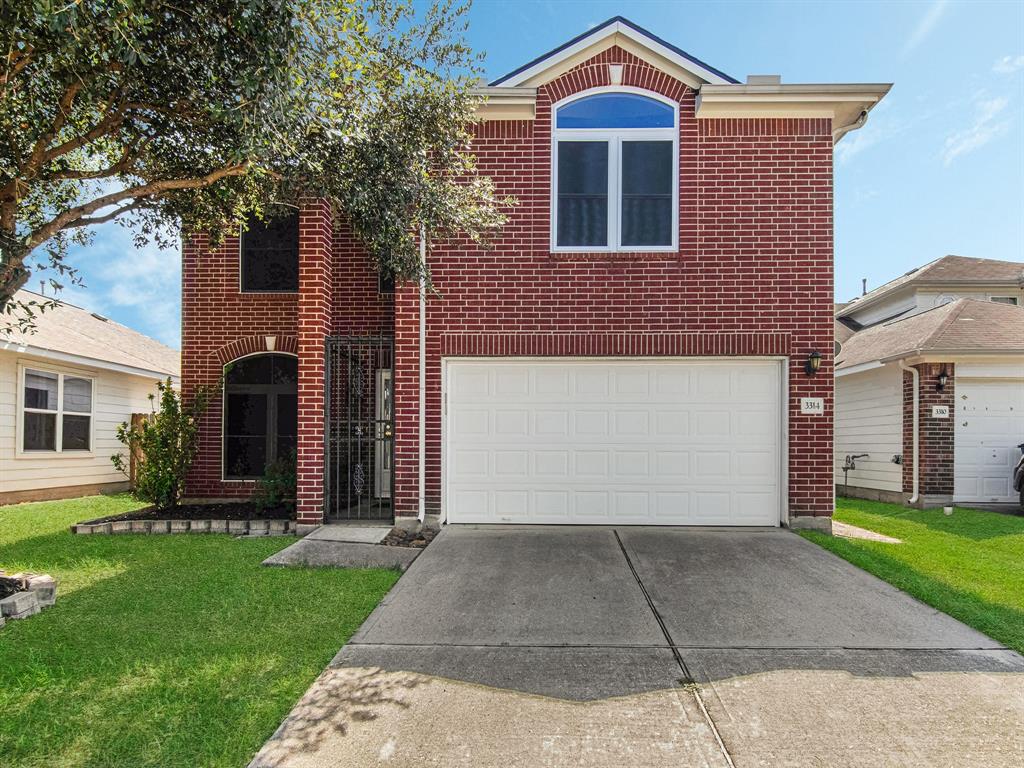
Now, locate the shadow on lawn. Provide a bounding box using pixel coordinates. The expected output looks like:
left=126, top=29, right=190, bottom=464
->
left=0, top=528, right=390, bottom=768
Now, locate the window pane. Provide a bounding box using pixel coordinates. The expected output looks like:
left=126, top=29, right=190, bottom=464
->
left=226, top=393, right=268, bottom=436
left=557, top=141, right=608, bottom=247
left=25, top=370, right=57, bottom=411
left=62, top=415, right=90, bottom=450
left=991, top=296, right=1018, bottom=305
left=226, top=355, right=273, bottom=385
left=24, top=412, right=56, bottom=451
left=226, top=437, right=267, bottom=477
left=557, top=93, right=675, bottom=129
left=240, top=213, right=299, bottom=292
left=621, top=141, right=673, bottom=247
left=272, top=356, right=298, bottom=386
left=63, top=377, right=92, bottom=413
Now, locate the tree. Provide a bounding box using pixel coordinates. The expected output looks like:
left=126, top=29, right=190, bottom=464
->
left=111, top=378, right=214, bottom=510
left=1, top=0, right=508, bottom=329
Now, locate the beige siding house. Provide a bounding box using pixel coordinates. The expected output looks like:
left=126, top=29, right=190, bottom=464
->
left=1, top=291, right=179, bottom=504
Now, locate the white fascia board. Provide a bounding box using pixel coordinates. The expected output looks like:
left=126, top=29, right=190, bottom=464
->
left=497, top=21, right=732, bottom=88
left=835, top=360, right=887, bottom=377
left=695, top=83, right=892, bottom=131
left=1, top=340, right=179, bottom=383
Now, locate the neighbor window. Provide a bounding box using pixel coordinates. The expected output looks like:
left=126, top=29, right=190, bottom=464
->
left=553, top=90, right=677, bottom=251
left=240, top=213, right=299, bottom=292
left=223, top=354, right=297, bottom=478
left=20, top=367, right=93, bottom=452
left=990, top=296, right=1018, bottom=305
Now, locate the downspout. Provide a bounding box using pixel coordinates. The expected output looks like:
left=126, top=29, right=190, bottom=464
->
left=898, top=360, right=920, bottom=504
left=418, top=225, right=427, bottom=524
left=832, top=109, right=869, bottom=144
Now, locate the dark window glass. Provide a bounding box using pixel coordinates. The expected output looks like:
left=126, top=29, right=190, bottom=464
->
left=25, top=370, right=57, bottom=410
left=223, top=354, right=297, bottom=478
left=24, top=412, right=56, bottom=451
left=621, top=141, right=673, bottom=246
left=556, top=93, right=674, bottom=129
left=378, top=269, right=395, bottom=294
left=61, top=415, right=91, bottom=450
left=240, top=213, right=299, bottom=292
left=557, top=141, right=608, bottom=247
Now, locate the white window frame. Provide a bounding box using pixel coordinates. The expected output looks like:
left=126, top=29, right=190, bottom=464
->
left=550, top=86, right=679, bottom=254
left=16, top=362, right=96, bottom=457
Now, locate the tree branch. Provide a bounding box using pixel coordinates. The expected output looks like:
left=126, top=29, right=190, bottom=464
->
left=63, top=198, right=150, bottom=228
left=26, top=163, right=251, bottom=250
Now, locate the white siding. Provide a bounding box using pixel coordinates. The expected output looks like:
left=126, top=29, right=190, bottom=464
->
left=0, top=351, right=163, bottom=494
left=834, top=365, right=903, bottom=492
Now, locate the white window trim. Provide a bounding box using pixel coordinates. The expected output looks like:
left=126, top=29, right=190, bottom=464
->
left=550, top=86, right=679, bottom=254
left=16, top=361, right=96, bottom=458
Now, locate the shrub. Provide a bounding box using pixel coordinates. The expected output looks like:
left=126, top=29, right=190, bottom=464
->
left=112, top=379, right=215, bottom=510
left=253, top=450, right=297, bottom=515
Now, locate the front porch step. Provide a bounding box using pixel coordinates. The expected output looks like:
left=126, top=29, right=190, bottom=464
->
left=305, top=524, right=390, bottom=545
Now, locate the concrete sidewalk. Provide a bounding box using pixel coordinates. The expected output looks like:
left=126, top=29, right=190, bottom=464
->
left=250, top=526, right=1024, bottom=767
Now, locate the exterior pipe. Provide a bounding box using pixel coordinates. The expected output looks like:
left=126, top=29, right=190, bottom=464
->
left=418, top=226, right=427, bottom=524
left=832, top=109, right=868, bottom=144
left=898, top=360, right=920, bottom=505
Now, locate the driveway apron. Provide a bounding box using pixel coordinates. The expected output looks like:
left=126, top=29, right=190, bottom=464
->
left=250, top=526, right=1024, bottom=768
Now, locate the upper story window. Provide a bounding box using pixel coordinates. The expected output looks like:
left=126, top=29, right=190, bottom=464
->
left=240, top=213, right=299, bottom=292
left=552, top=89, right=678, bottom=252
left=20, top=366, right=93, bottom=453
left=990, top=296, right=1018, bottom=306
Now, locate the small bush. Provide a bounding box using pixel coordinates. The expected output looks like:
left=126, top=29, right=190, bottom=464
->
left=112, top=379, right=215, bottom=510
left=253, top=451, right=297, bottom=514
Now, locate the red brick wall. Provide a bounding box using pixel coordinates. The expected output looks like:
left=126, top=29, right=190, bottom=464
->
left=903, top=363, right=955, bottom=497
left=393, top=46, right=835, bottom=521
left=182, top=209, right=393, bottom=503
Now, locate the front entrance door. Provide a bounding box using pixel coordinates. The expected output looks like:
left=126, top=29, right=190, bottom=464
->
left=375, top=369, right=393, bottom=498
left=325, top=334, right=394, bottom=520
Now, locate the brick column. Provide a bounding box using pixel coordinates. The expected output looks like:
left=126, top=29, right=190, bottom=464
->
left=903, top=362, right=955, bottom=505
left=391, top=280, right=421, bottom=522
left=295, top=198, right=333, bottom=530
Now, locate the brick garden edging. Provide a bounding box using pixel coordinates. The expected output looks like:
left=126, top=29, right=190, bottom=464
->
left=72, top=519, right=296, bottom=536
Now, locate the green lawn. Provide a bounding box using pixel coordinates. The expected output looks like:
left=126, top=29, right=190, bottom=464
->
left=0, top=495, right=400, bottom=768
left=801, top=497, right=1024, bottom=654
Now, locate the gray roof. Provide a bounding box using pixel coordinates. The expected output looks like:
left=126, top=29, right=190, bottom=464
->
left=836, top=298, right=1024, bottom=370
left=838, top=255, right=1024, bottom=318
left=2, top=290, right=179, bottom=378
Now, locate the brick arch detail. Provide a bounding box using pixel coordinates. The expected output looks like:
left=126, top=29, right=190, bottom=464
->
left=213, top=335, right=298, bottom=365
left=541, top=46, right=690, bottom=106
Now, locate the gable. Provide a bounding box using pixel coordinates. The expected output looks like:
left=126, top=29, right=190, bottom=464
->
left=490, top=16, right=736, bottom=89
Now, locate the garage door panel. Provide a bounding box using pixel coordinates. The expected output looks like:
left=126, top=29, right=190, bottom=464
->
left=955, top=379, right=1024, bottom=503
left=445, top=360, right=781, bottom=526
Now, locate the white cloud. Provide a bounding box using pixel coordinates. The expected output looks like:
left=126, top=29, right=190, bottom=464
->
left=993, top=55, right=1024, bottom=75
left=941, top=96, right=1011, bottom=166
left=902, top=0, right=949, bottom=57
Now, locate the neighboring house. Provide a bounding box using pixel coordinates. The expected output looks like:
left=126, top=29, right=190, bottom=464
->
left=182, top=16, right=890, bottom=533
left=0, top=290, right=180, bottom=504
left=835, top=255, right=1024, bottom=507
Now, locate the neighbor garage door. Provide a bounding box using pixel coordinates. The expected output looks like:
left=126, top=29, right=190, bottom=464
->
left=955, top=378, right=1024, bottom=503
left=444, top=359, right=782, bottom=525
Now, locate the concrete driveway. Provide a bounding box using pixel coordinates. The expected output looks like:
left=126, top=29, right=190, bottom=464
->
left=251, top=527, right=1024, bottom=767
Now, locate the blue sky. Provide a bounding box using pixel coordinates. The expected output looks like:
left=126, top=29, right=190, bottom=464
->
left=58, top=0, right=1023, bottom=349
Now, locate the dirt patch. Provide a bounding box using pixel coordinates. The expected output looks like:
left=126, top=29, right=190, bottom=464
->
left=83, top=502, right=294, bottom=524
left=382, top=526, right=438, bottom=549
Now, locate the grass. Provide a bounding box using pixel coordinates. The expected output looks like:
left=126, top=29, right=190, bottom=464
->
left=801, top=497, right=1024, bottom=654
left=0, top=495, right=400, bottom=768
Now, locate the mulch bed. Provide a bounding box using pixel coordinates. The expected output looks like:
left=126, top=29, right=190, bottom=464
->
left=382, top=526, right=438, bottom=549
left=84, top=502, right=294, bottom=525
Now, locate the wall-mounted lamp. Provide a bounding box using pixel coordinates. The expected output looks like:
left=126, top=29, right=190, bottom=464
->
left=804, top=350, right=822, bottom=375
left=936, top=368, right=948, bottom=392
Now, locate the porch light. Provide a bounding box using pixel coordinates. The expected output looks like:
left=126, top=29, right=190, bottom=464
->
left=937, top=368, right=948, bottom=392
left=805, top=350, right=822, bottom=375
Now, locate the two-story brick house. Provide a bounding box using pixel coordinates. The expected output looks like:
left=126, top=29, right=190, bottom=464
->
left=181, top=17, right=890, bottom=533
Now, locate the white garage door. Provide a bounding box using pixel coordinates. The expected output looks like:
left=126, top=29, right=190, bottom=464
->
left=955, top=379, right=1024, bottom=503
left=444, top=359, right=782, bottom=525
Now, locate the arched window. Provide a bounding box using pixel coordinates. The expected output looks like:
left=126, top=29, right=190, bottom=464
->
left=552, top=89, right=678, bottom=251
left=223, top=354, right=297, bottom=479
